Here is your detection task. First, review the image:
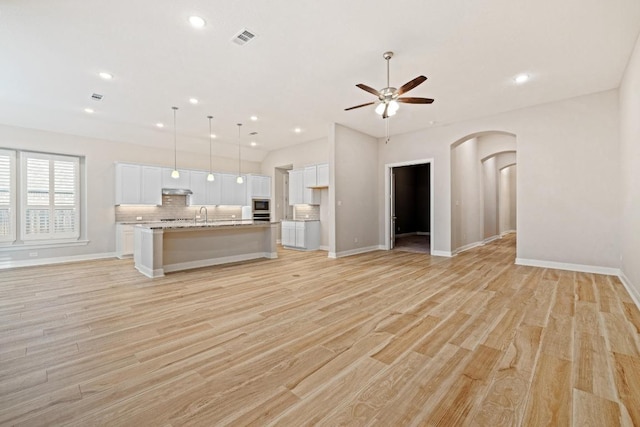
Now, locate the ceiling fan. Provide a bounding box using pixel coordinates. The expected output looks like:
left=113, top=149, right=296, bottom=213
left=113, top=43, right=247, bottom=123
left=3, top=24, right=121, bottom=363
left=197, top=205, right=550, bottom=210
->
left=345, top=51, right=434, bottom=119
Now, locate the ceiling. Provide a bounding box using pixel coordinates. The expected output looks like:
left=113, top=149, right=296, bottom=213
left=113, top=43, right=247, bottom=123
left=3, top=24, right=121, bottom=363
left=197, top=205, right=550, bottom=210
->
left=1, top=0, right=639, bottom=162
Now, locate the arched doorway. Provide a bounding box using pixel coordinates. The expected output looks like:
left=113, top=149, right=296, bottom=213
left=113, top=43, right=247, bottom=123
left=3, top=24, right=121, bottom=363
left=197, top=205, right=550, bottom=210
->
left=450, top=131, right=517, bottom=254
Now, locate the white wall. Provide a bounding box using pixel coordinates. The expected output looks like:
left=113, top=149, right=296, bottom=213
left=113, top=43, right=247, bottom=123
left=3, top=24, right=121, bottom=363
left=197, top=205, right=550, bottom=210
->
left=378, top=89, right=620, bottom=268
left=482, top=156, right=498, bottom=239
left=620, top=33, right=640, bottom=298
left=331, top=124, right=378, bottom=256
left=451, top=137, right=482, bottom=250
left=0, top=124, right=260, bottom=263
left=499, top=165, right=517, bottom=234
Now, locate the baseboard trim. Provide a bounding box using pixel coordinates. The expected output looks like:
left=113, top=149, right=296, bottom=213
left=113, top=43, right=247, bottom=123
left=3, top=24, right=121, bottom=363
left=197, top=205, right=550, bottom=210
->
left=453, top=241, right=483, bottom=255
left=483, top=235, right=501, bottom=245
left=432, top=250, right=453, bottom=257
left=0, top=252, right=117, bottom=270
left=417, top=232, right=431, bottom=236
left=319, top=245, right=329, bottom=251
left=515, top=258, right=620, bottom=276
left=332, top=245, right=382, bottom=258
left=619, top=272, right=640, bottom=310
left=501, top=230, right=516, bottom=237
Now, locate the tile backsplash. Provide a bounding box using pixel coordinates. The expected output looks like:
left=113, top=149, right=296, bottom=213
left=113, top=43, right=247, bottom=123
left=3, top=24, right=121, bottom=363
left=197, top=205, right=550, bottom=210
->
left=293, top=204, right=320, bottom=220
left=115, top=195, right=243, bottom=222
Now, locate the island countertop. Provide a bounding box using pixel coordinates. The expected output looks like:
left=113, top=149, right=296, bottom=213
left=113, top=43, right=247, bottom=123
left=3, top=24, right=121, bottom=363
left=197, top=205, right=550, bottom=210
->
left=134, top=220, right=276, bottom=230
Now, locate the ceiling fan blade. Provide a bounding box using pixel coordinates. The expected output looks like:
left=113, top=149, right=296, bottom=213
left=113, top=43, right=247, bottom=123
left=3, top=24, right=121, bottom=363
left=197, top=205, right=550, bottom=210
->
left=344, top=101, right=376, bottom=111
left=397, top=97, right=435, bottom=104
left=382, top=103, right=389, bottom=119
left=397, top=76, right=427, bottom=96
left=356, top=84, right=381, bottom=97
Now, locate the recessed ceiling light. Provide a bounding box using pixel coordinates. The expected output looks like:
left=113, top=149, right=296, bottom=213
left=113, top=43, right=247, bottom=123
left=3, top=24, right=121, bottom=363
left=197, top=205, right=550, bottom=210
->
left=250, top=115, right=258, bottom=121
left=99, top=72, right=113, bottom=80
left=294, top=127, right=301, bottom=133
left=84, top=108, right=94, bottom=114
left=156, top=123, right=164, bottom=128
left=250, top=141, right=257, bottom=147
left=189, top=98, right=199, bottom=104
left=514, top=73, right=530, bottom=84
left=210, top=133, right=216, bottom=138
left=188, top=16, right=206, bottom=28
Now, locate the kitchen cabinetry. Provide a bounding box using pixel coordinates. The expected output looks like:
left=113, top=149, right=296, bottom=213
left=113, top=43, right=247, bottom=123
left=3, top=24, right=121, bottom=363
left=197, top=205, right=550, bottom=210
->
left=116, top=223, right=135, bottom=258
left=220, top=174, right=247, bottom=205
left=161, top=168, right=191, bottom=190
left=288, top=169, right=319, bottom=205
left=247, top=175, right=271, bottom=200
left=303, top=163, right=329, bottom=188
left=115, top=163, right=162, bottom=205
left=281, top=220, right=320, bottom=250
left=189, top=171, right=222, bottom=205
left=316, top=163, right=329, bottom=187
left=288, top=169, right=304, bottom=205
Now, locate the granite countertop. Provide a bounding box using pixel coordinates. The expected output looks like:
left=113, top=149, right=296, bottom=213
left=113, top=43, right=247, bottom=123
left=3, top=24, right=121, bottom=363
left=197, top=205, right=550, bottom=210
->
left=134, top=220, right=275, bottom=230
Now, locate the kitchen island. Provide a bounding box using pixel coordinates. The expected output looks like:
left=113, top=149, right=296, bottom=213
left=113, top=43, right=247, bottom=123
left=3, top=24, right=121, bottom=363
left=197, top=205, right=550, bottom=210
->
left=133, top=220, right=278, bottom=278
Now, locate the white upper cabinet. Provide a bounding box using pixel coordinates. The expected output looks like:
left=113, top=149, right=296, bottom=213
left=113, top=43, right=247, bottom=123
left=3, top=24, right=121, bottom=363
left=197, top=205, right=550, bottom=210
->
left=140, top=166, right=162, bottom=205
left=247, top=175, right=271, bottom=201
left=288, top=169, right=304, bottom=205
left=304, top=163, right=329, bottom=188
left=161, top=168, right=190, bottom=189
left=289, top=168, right=320, bottom=205
left=220, top=173, right=247, bottom=205
left=115, top=163, right=161, bottom=205
left=115, top=163, right=141, bottom=205
left=304, top=166, right=317, bottom=188
left=190, top=171, right=222, bottom=206
left=316, top=163, right=329, bottom=187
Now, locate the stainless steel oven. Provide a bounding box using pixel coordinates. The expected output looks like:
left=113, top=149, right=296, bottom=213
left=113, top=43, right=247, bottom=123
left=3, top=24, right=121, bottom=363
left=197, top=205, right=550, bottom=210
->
left=252, top=199, right=271, bottom=221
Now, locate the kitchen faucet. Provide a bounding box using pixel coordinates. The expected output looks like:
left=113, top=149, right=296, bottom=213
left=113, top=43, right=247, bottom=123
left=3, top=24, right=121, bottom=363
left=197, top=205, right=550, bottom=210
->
left=199, top=206, right=208, bottom=223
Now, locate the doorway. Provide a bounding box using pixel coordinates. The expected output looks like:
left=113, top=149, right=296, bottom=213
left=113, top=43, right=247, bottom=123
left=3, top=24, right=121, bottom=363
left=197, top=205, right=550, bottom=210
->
left=385, top=159, right=434, bottom=255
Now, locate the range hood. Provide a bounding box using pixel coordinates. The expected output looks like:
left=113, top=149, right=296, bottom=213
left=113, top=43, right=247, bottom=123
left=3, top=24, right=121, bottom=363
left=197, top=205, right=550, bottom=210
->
left=162, top=188, right=193, bottom=196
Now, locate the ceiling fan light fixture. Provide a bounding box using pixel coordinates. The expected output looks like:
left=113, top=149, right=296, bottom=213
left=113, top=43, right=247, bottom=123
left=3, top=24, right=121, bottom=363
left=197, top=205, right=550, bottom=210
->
left=388, top=100, right=399, bottom=115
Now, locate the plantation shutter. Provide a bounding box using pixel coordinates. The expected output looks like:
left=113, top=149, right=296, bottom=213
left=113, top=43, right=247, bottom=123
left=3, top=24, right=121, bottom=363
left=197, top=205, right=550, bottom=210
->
left=22, top=152, right=79, bottom=240
left=0, top=149, right=16, bottom=243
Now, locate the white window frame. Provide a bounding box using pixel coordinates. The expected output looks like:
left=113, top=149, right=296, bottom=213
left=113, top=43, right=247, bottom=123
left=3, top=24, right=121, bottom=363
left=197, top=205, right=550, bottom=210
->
left=20, top=151, right=80, bottom=242
left=0, top=149, right=16, bottom=244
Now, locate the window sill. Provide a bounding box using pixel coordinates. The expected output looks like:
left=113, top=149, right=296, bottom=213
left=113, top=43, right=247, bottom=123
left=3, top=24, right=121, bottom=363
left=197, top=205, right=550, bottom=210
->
left=0, top=240, right=90, bottom=252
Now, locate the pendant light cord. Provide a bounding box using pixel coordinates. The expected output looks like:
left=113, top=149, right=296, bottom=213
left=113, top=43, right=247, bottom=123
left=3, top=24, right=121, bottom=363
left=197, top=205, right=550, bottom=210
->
left=172, top=106, right=178, bottom=170
left=237, top=123, right=242, bottom=177
left=208, top=116, right=213, bottom=173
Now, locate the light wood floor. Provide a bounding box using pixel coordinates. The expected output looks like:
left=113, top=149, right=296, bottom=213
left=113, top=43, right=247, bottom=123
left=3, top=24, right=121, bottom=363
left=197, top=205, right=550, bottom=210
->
left=1, top=235, right=640, bottom=426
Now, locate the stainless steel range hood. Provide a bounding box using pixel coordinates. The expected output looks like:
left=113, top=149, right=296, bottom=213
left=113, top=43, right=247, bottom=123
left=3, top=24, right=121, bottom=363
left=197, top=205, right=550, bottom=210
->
left=162, top=188, right=193, bottom=196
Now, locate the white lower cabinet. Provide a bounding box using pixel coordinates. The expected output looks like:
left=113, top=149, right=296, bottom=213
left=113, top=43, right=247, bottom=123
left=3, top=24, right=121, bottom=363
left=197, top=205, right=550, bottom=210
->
left=116, top=224, right=135, bottom=258
left=281, top=220, right=320, bottom=250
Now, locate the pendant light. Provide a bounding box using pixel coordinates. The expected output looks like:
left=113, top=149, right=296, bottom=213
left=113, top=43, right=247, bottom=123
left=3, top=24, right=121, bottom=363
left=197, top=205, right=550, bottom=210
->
left=236, top=123, right=243, bottom=184
left=206, top=115, right=215, bottom=182
left=171, top=106, right=180, bottom=179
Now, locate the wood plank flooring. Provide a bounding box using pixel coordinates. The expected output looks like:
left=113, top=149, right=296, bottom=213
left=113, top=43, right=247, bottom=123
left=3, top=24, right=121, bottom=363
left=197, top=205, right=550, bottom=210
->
left=1, top=234, right=640, bottom=426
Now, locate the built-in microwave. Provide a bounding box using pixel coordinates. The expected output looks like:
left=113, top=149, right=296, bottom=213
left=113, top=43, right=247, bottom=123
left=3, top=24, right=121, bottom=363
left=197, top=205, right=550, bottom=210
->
left=252, top=199, right=270, bottom=213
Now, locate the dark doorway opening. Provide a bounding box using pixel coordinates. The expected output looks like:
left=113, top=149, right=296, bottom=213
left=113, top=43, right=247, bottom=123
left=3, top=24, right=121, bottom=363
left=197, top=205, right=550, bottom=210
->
left=392, top=163, right=431, bottom=254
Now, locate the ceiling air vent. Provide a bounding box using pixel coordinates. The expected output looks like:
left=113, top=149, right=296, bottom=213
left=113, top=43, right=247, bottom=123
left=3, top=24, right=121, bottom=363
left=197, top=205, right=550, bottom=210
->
left=232, top=29, right=256, bottom=46
left=91, top=93, right=103, bottom=101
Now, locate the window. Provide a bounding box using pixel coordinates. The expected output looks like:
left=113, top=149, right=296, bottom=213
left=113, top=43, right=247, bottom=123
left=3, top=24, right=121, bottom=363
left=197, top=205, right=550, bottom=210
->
left=0, top=149, right=16, bottom=243
left=20, top=152, right=80, bottom=241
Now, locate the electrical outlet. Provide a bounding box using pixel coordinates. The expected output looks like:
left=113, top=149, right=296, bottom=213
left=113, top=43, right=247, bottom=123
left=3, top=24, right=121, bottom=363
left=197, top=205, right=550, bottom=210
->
left=136, top=216, right=142, bottom=221
left=231, top=214, right=236, bottom=218
left=29, top=252, right=38, bottom=257
left=354, top=237, right=358, bottom=243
